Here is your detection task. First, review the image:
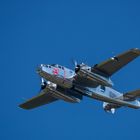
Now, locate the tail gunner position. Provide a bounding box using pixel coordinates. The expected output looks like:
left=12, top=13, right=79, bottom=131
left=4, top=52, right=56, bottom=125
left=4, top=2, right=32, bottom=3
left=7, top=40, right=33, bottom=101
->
left=19, top=48, right=140, bottom=114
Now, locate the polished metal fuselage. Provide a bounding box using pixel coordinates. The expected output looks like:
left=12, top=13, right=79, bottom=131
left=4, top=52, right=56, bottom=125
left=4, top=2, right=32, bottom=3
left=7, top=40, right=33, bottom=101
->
left=37, top=64, right=140, bottom=109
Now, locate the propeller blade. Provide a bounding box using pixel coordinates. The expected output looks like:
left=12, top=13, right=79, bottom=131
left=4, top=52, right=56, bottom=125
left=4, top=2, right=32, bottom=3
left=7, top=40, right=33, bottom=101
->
left=40, top=78, right=47, bottom=90
left=74, top=60, right=78, bottom=67
left=71, top=59, right=78, bottom=67
left=71, top=59, right=83, bottom=73
left=41, top=78, right=45, bottom=85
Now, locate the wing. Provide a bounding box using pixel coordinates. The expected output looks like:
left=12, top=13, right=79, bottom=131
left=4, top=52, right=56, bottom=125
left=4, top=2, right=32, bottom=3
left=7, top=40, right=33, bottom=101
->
left=19, top=88, right=58, bottom=110
left=91, top=48, right=140, bottom=77
left=123, top=89, right=140, bottom=101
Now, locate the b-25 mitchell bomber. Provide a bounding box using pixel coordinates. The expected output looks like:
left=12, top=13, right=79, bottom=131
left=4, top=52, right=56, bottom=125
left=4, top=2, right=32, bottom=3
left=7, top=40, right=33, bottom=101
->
left=19, top=48, right=140, bottom=114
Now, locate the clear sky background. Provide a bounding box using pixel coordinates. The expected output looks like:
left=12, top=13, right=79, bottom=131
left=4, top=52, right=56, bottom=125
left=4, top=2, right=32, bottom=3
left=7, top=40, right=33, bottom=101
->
left=1, top=0, right=140, bottom=140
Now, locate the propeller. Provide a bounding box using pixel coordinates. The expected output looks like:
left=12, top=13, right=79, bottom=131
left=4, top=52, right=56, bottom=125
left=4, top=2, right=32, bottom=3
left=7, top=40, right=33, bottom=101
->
left=73, top=60, right=78, bottom=67
left=40, top=77, right=47, bottom=90
left=72, top=59, right=81, bottom=73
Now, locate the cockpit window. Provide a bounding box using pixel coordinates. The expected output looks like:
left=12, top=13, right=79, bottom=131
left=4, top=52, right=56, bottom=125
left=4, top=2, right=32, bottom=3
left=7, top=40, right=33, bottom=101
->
left=46, top=65, right=50, bottom=68
left=51, top=64, right=56, bottom=67
left=52, top=64, right=60, bottom=67
left=51, top=64, right=64, bottom=69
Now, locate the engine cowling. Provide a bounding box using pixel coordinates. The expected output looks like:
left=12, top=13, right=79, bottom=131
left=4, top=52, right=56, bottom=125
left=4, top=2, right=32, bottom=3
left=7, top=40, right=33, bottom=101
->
left=41, top=78, right=57, bottom=90
left=103, top=102, right=116, bottom=114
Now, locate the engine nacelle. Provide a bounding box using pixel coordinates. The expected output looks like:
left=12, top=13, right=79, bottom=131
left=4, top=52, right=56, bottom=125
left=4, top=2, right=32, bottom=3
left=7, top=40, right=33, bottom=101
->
left=41, top=78, right=57, bottom=90
left=103, top=102, right=116, bottom=114
left=47, top=81, right=57, bottom=89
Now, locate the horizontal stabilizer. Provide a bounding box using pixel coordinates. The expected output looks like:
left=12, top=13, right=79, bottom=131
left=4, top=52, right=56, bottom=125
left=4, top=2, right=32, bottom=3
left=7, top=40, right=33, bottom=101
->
left=123, top=89, right=140, bottom=101
left=19, top=89, right=58, bottom=110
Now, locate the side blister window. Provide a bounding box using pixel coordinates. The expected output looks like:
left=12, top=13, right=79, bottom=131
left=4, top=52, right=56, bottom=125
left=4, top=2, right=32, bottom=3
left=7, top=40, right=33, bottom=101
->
left=100, top=85, right=105, bottom=92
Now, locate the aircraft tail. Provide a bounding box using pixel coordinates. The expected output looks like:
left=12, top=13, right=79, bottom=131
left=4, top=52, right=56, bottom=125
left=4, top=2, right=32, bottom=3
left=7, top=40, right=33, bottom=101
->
left=123, top=89, right=140, bottom=101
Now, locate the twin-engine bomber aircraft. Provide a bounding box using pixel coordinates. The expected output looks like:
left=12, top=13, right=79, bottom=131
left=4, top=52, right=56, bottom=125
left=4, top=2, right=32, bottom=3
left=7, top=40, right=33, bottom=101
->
left=19, top=48, right=140, bottom=114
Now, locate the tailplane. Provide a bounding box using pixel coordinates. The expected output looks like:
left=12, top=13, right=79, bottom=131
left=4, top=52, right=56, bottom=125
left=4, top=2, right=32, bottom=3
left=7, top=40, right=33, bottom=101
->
left=123, top=89, right=140, bottom=101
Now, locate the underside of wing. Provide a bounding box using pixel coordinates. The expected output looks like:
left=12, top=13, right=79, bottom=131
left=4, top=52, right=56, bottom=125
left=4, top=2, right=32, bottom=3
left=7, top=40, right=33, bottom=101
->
left=92, top=48, right=140, bottom=77
left=19, top=88, right=58, bottom=110
left=123, top=89, right=140, bottom=101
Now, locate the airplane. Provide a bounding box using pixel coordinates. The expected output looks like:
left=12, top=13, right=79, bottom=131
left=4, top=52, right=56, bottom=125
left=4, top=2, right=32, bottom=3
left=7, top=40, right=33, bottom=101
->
left=19, top=48, right=140, bottom=114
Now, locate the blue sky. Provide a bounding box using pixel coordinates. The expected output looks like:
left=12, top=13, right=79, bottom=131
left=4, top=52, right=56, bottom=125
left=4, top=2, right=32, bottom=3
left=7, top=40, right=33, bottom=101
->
left=1, top=0, right=140, bottom=140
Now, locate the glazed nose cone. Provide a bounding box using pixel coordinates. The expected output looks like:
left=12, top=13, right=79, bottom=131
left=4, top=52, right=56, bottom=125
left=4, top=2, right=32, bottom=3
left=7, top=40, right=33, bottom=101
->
left=36, top=64, right=44, bottom=73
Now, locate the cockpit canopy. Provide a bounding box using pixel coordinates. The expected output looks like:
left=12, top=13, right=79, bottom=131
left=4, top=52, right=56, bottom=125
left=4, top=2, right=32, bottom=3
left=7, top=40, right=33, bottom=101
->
left=42, top=64, right=65, bottom=70
left=51, top=64, right=64, bottom=69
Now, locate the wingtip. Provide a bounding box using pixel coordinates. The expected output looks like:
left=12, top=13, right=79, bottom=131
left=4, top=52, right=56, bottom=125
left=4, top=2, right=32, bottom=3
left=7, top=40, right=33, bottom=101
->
left=19, top=104, right=32, bottom=110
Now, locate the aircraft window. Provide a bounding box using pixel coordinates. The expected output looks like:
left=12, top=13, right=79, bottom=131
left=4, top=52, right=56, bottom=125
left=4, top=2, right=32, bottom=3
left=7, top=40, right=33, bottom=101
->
left=70, top=71, right=73, bottom=74
left=58, top=65, right=61, bottom=68
left=49, top=66, right=51, bottom=68
left=51, top=64, right=59, bottom=67
left=62, top=67, right=64, bottom=70
left=100, top=86, right=105, bottom=92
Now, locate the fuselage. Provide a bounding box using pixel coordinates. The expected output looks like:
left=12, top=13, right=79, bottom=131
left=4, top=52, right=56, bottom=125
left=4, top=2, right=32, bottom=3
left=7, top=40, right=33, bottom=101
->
left=37, top=64, right=140, bottom=109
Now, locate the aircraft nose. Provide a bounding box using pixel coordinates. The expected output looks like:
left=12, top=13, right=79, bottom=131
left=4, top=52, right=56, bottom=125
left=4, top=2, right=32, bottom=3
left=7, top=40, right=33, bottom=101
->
left=36, top=64, right=44, bottom=73
left=36, top=66, right=42, bottom=73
